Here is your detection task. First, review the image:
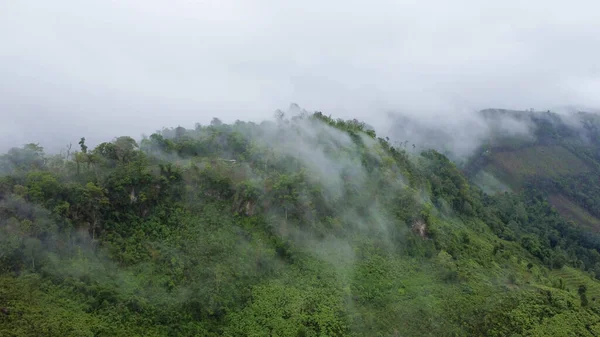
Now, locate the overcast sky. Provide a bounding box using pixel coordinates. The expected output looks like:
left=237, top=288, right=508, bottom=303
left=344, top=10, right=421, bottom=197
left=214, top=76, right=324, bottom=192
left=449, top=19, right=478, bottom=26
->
left=2, top=0, right=600, bottom=151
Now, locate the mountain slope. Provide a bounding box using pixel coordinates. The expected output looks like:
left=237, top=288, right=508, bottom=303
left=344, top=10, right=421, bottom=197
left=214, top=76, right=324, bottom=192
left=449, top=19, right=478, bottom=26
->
left=1, top=111, right=600, bottom=336
left=464, top=109, right=600, bottom=231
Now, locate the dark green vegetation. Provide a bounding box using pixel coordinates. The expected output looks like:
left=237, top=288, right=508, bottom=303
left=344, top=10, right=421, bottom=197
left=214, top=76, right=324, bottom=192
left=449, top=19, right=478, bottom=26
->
left=466, top=110, right=600, bottom=275
left=2, top=111, right=600, bottom=336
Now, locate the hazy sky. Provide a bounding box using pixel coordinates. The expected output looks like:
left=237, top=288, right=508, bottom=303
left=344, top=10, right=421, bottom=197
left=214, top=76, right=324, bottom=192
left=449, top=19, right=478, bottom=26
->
left=2, top=0, right=600, bottom=151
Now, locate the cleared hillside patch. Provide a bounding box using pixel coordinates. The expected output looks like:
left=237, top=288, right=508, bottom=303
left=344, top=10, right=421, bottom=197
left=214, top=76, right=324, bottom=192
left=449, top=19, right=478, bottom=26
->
left=552, top=266, right=600, bottom=305
left=480, top=162, right=524, bottom=190
left=472, top=170, right=512, bottom=194
left=548, top=194, right=600, bottom=232
left=491, top=145, right=591, bottom=180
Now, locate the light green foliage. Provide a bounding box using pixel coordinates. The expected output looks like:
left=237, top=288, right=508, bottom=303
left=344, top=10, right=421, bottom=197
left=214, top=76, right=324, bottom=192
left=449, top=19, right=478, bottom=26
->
left=2, top=111, right=600, bottom=336
left=224, top=279, right=348, bottom=337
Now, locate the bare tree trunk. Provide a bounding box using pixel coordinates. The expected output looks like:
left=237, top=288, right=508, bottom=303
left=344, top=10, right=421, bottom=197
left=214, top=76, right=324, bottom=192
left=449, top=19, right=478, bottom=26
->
left=91, top=218, right=97, bottom=240
left=66, top=143, right=72, bottom=160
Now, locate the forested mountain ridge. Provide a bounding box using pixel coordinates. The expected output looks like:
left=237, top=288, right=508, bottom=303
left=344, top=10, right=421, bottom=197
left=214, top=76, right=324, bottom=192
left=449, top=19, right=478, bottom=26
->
left=463, top=109, right=600, bottom=273
left=2, top=110, right=600, bottom=336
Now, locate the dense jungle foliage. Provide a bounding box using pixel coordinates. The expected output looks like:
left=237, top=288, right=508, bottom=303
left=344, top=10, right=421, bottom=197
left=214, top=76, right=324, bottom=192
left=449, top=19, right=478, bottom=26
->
left=2, top=110, right=600, bottom=336
left=466, top=110, right=600, bottom=278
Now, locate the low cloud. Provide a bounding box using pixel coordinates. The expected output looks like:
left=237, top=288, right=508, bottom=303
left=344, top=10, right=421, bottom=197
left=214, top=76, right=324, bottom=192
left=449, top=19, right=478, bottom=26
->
left=2, top=0, right=600, bottom=152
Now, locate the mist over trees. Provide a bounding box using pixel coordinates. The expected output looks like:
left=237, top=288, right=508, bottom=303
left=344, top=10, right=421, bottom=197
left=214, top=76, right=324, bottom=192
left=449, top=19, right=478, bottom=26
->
left=1, top=110, right=600, bottom=336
